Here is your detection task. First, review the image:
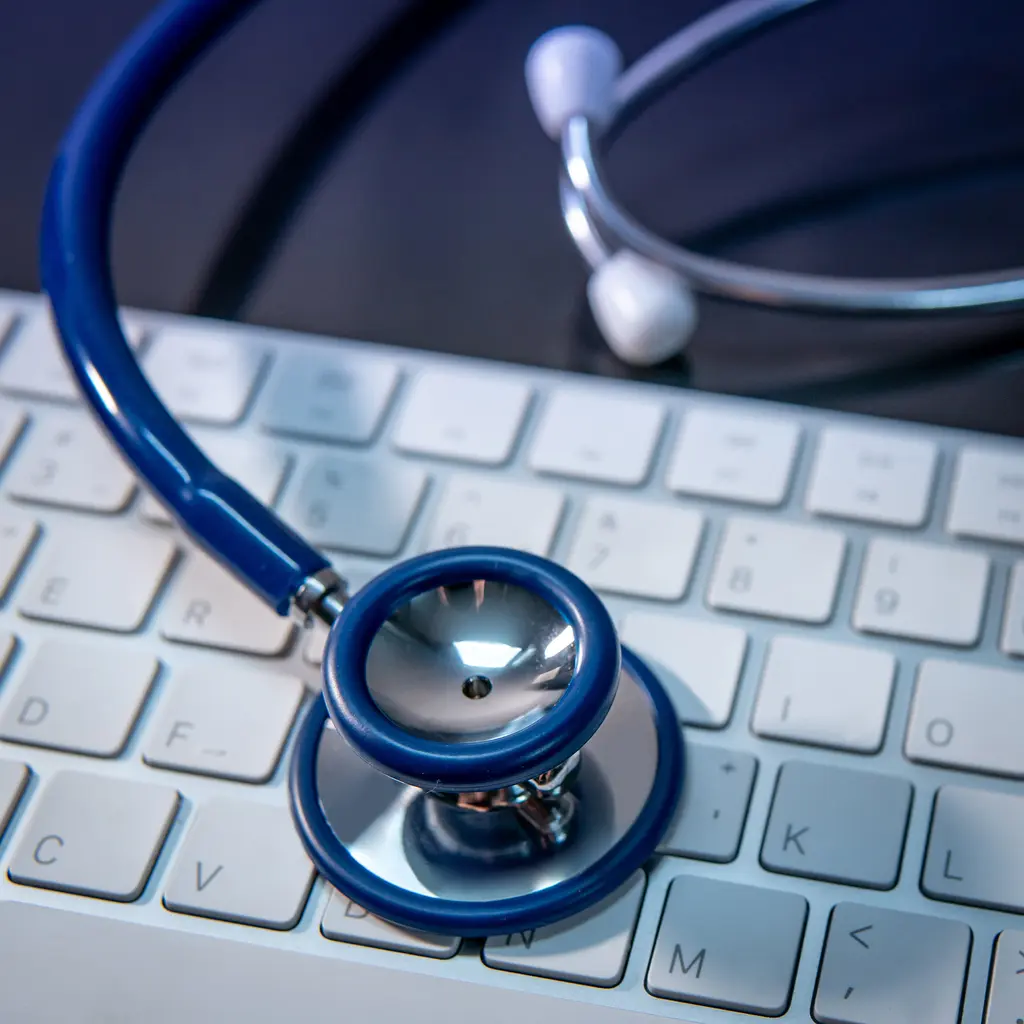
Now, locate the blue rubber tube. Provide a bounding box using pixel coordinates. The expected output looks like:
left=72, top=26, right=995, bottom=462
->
left=39, top=0, right=328, bottom=614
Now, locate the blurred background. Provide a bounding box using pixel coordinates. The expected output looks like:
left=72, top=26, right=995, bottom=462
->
left=2, top=0, right=1024, bottom=434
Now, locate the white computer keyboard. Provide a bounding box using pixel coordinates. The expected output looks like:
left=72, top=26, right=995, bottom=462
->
left=0, top=288, right=1019, bottom=1024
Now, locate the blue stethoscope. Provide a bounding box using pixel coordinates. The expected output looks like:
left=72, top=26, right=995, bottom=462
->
left=39, top=0, right=686, bottom=938
left=46, top=0, right=1022, bottom=940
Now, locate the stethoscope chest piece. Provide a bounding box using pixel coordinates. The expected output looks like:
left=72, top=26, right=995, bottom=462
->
left=289, top=547, right=684, bottom=938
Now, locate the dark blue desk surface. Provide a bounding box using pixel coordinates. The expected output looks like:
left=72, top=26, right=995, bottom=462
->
left=2, top=0, right=1023, bottom=435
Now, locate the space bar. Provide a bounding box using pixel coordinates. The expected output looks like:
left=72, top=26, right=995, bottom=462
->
left=0, top=901, right=667, bottom=1024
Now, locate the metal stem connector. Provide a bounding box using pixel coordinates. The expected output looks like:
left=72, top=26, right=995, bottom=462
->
left=292, top=567, right=348, bottom=628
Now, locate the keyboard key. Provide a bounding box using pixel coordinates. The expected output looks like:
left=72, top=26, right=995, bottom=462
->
left=142, top=668, right=303, bottom=783
left=141, top=432, right=290, bottom=525
left=761, top=761, right=911, bottom=889
left=658, top=744, right=756, bottom=862
left=143, top=327, right=266, bottom=425
left=646, top=876, right=807, bottom=1015
left=905, top=659, right=1024, bottom=778
left=260, top=348, right=398, bottom=444
left=19, top=528, right=175, bottom=632
left=392, top=370, right=530, bottom=465
left=424, top=474, right=565, bottom=556
left=164, top=800, right=314, bottom=930
left=281, top=455, right=427, bottom=556
left=620, top=614, right=747, bottom=728
left=0, top=514, right=39, bottom=600
left=666, top=408, right=800, bottom=506
left=853, top=537, right=989, bottom=646
left=999, top=560, right=1024, bottom=655
left=321, top=890, right=459, bottom=959
left=7, top=771, right=178, bottom=901
left=752, top=636, right=896, bottom=754
left=806, top=427, right=938, bottom=527
left=922, top=785, right=1024, bottom=913
left=0, top=642, right=157, bottom=757
left=947, top=446, right=1024, bottom=544
left=0, top=400, right=27, bottom=464
left=0, top=760, right=28, bottom=838
left=814, top=903, right=971, bottom=1024
left=160, top=551, right=294, bottom=655
left=707, top=516, right=846, bottom=624
left=0, top=313, right=79, bottom=402
left=483, top=872, right=644, bottom=987
left=528, top=390, right=663, bottom=485
left=564, top=497, right=702, bottom=600
left=985, top=930, right=1024, bottom=1024
left=7, top=413, right=136, bottom=512
left=0, top=313, right=141, bottom=403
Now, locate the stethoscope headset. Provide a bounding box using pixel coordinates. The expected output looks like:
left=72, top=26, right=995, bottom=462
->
left=39, top=0, right=1024, bottom=937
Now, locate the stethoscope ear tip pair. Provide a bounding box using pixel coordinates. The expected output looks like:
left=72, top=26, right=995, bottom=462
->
left=526, top=26, right=699, bottom=367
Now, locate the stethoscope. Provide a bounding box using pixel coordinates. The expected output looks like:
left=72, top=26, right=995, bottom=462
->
left=38, top=0, right=1024, bottom=938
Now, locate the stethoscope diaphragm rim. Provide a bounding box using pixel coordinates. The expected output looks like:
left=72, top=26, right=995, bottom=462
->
left=321, top=547, right=621, bottom=792
left=289, top=646, right=684, bottom=938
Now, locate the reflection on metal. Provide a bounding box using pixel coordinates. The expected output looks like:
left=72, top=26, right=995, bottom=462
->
left=314, top=660, right=660, bottom=902
left=365, top=579, right=576, bottom=742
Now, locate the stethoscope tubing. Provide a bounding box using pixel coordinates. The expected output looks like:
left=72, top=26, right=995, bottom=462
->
left=563, top=0, right=1024, bottom=316
left=38, top=0, right=326, bottom=615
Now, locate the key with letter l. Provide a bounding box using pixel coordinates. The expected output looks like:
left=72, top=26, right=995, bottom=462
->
left=922, top=785, right=1024, bottom=913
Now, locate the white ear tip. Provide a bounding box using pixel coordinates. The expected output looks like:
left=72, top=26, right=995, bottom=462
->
left=587, top=252, right=697, bottom=366
left=525, top=26, right=623, bottom=140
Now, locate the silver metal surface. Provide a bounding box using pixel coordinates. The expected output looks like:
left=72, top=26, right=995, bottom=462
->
left=364, top=579, right=576, bottom=742
left=314, top=659, right=660, bottom=901
left=292, top=567, right=348, bottom=627
left=559, top=0, right=1024, bottom=316
left=432, top=751, right=583, bottom=854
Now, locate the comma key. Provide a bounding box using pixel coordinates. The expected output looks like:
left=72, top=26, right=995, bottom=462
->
left=814, top=903, right=970, bottom=1024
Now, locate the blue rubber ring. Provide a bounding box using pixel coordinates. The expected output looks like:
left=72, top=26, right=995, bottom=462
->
left=322, top=547, right=620, bottom=791
left=290, top=645, right=684, bottom=938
